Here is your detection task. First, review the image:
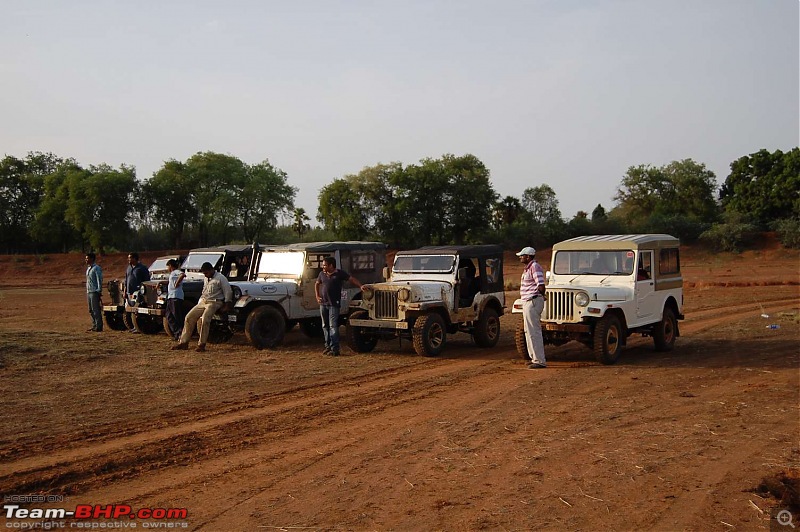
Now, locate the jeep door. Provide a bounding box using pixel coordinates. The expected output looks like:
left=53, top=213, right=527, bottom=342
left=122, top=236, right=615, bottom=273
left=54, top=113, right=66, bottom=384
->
left=635, top=250, right=660, bottom=320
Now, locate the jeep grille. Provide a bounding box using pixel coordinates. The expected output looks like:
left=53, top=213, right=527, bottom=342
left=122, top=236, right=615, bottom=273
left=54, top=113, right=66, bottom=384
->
left=544, top=289, right=578, bottom=323
left=374, top=290, right=399, bottom=320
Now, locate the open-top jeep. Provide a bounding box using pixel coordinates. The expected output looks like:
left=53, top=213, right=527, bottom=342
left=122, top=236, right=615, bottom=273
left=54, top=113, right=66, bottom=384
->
left=512, top=234, right=684, bottom=364
left=130, top=245, right=257, bottom=336
left=218, top=241, right=387, bottom=349
left=102, top=254, right=183, bottom=331
left=347, top=245, right=505, bottom=356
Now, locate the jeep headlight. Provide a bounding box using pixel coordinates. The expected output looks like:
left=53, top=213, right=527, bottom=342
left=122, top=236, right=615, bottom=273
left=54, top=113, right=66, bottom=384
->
left=398, top=287, right=411, bottom=302
left=575, top=291, right=590, bottom=307
left=232, top=286, right=242, bottom=299
left=362, top=286, right=374, bottom=301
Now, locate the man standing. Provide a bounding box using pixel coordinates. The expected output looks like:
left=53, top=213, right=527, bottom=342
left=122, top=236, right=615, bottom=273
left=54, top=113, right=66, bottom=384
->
left=517, top=246, right=547, bottom=369
left=124, top=252, right=151, bottom=333
left=172, top=262, right=232, bottom=352
left=315, top=256, right=362, bottom=356
left=165, top=259, right=186, bottom=341
left=85, top=253, right=103, bottom=332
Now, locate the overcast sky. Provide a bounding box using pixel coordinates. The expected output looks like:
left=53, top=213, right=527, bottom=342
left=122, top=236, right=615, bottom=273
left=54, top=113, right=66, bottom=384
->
left=1, top=0, right=797, bottom=223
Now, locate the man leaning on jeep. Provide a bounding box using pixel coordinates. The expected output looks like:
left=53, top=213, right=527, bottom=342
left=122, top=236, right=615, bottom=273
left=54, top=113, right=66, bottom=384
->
left=171, top=262, right=232, bottom=353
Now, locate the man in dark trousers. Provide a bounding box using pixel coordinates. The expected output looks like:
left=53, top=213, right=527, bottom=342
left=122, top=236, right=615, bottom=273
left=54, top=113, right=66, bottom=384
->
left=124, top=252, right=150, bottom=333
left=315, top=256, right=362, bottom=356
left=85, top=253, right=103, bottom=332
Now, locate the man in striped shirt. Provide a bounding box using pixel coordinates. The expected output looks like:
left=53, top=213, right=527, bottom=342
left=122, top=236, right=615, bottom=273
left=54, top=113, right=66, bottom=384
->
left=517, top=246, right=547, bottom=369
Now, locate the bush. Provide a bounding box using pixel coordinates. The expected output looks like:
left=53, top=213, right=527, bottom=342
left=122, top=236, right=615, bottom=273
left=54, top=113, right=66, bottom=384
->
left=773, top=218, right=800, bottom=249
left=699, top=222, right=757, bottom=252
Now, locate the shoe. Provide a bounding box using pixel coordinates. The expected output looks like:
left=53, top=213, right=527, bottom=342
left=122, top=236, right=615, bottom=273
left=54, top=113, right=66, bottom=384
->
left=86, top=328, right=96, bottom=332
left=129, top=328, right=140, bottom=334
left=195, top=344, right=206, bottom=352
left=322, top=347, right=332, bottom=355
left=330, top=349, right=340, bottom=357
left=171, top=343, right=189, bottom=351
left=528, top=363, right=547, bottom=369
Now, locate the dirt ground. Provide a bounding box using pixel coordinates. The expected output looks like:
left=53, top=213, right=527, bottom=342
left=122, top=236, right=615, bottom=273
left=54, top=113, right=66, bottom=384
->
left=0, top=240, right=798, bottom=531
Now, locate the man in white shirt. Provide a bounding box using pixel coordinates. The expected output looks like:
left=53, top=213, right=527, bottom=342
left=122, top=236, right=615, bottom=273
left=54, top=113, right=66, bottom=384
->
left=172, top=262, right=232, bottom=352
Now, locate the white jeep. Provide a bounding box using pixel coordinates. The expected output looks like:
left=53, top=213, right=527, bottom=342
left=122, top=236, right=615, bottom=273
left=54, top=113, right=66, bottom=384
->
left=220, top=242, right=387, bottom=349
left=512, top=234, right=684, bottom=364
left=347, top=245, right=505, bottom=356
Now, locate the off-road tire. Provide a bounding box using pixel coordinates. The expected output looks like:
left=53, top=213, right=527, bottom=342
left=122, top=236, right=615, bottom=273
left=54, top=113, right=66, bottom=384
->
left=653, top=307, right=677, bottom=352
left=514, top=321, right=529, bottom=360
left=412, top=313, right=447, bottom=357
left=122, top=312, right=134, bottom=331
left=132, top=313, right=163, bottom=334
left=593, top=314, right=623, bottom=365
left=473, top=307, right=500, bottom=348
left=104, top=311, right=127, bottom=331
left=346, top=310, right=378, bottom=353
left=300, top=318, right=324, bottom=338
left=245, top=306, right=286, bottom=349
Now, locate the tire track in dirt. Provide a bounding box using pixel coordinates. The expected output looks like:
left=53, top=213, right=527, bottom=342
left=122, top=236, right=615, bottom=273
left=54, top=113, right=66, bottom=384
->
left=1, top=297, right=795, bottom=512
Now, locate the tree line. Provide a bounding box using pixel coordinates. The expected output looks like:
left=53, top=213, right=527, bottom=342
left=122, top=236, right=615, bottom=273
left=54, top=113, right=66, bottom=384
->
left=1, top=147, right=797, bottom=254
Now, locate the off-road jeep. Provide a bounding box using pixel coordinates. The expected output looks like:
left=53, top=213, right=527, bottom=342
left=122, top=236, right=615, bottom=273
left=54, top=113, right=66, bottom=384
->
left=512, top=234, right=684, bottom=364
left=346, top=245, right=505, bottom=356
left=130, top=245, right=257, bottom=336
left=102, top=254, right=183, bottom=331
left=218, top=241, right=387, bottom=349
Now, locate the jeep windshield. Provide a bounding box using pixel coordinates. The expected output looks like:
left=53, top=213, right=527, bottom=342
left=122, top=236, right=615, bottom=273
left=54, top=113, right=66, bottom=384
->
left=182, top=253, right=223, bottom=272
left=257, top=251, right=305, bottom=279
left=393, top=255, right=456, bottom=274
left=553, top=250, right=635, bottom=275
left=148, top=258, right=171, bottom=273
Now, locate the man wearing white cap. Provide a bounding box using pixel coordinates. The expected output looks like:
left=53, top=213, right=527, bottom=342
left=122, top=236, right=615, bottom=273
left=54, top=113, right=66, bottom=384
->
left=517, top=246, right=547, bottom=369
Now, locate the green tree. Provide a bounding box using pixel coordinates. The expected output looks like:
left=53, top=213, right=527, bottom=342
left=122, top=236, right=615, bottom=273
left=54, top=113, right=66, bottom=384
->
left=30, top=161, right=83, bottom=252
left=184, top=152, right=246, bottom=245
left=236, top=160, right=295, bottom=243
left=64, top=164, right=138, bottom=252
left=440, top=154, right=497, bottom=244
left=317, top=178, right=370, bottom=239
left=493, top=196, right=523, bottom=230
left=720, top=148, right=800, bottom=226
left=143, top=160, right=196, bottom=248
left=292, top=207, right=311, bottom=239
left=521, top=184, right=562, bottom=225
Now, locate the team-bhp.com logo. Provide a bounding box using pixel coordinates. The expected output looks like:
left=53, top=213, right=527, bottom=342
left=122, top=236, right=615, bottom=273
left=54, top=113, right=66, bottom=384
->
left=4, top=504, right=189, bottom=528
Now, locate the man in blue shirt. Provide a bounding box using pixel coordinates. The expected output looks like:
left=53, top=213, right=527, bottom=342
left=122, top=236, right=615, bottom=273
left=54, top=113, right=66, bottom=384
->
left=85, top=253, right=103, bottom=332
left=124, top=252, right=151, bottom=333
left=315, top=256, right=362, bottom=356
left=165, top=259, right=186, bottom=341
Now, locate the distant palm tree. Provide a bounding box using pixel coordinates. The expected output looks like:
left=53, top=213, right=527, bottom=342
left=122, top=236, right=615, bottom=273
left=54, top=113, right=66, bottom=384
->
left=292, top=208, right=311, bottom=239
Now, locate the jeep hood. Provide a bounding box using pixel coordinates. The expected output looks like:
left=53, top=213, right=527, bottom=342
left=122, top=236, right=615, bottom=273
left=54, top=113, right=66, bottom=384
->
left=371, top=281, right=452, bottom=302
left=237, top=281, right=294, bottom=297
left=549, top=284, right=632, bottom=301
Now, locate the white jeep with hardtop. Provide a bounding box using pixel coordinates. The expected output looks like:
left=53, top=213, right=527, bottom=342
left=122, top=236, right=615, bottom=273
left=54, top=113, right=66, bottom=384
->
left=512, top=234, right=684, bottom=364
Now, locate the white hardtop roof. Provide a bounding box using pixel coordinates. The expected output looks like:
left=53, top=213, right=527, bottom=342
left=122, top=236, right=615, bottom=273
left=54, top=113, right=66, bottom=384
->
left=554, top=234, right=680, bottom=251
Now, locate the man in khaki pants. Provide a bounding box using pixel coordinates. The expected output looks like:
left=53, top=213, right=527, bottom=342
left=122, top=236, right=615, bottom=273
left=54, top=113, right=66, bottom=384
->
left=172, top=262, right=232, bottom=352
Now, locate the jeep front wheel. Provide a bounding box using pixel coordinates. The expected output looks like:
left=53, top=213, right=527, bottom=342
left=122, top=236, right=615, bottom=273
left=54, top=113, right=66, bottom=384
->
left=104, top=311, right=127, bottom=331
left=653, top=307, right=677, bottom=352
left=514, top=322, right=529, bottom=360
left=245, top=306, right=286, bottom=349
left=346, top=310, right=378, bottom=353
left=132, top=313, right=163, bottom=334
left=593, top=314, right=623, bottom=365
left=412, top=313, right=447, bottom=357
left=474, top=307, right=500, bottom=348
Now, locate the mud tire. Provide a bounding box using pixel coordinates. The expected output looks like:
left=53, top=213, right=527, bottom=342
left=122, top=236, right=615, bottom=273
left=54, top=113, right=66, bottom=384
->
left=104, top=312, right=127, bottom=331
left=412, top=313, right=447, bottom=357
left=593, top=314, right=623, bottom=365
left=514, top=321, right=529, bottom=360
left=346, top=310, right=378, bottom=353
left=132, top=313, right=163, bottom=334
left=653, top=307, right=677, bottom=352
left=245, top=306, right=286, bottom=349
left=473, top=307, right=500, bottom=348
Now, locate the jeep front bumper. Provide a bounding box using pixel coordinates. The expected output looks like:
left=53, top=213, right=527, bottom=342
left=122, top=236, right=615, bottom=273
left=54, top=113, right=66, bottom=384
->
left=349, top=319, right=409, bottom=330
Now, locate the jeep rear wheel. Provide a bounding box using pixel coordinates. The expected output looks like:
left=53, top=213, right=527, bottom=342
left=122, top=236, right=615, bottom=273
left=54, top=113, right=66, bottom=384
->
left=473, top=307, right=500, bottom=348
left=514, top=322, right=529, bottom=360
left=412, top=313, right=446, bottom=357
left=132, top=313, right=163, bottom=334
left=245, top=306, right=286, bottom=349
left=104, top=311, right=127, bottom=331
left=346, top=310, right=378, bottom=353
left=300, top=318, right=324, bottom=338
left=653, top=307, right=677, bottom=352
left=593, top=314, right=622, bottom=365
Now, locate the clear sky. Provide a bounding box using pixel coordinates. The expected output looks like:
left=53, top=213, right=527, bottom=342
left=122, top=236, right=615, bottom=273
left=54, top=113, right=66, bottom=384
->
left=1, top=0, right=797, bottom=223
